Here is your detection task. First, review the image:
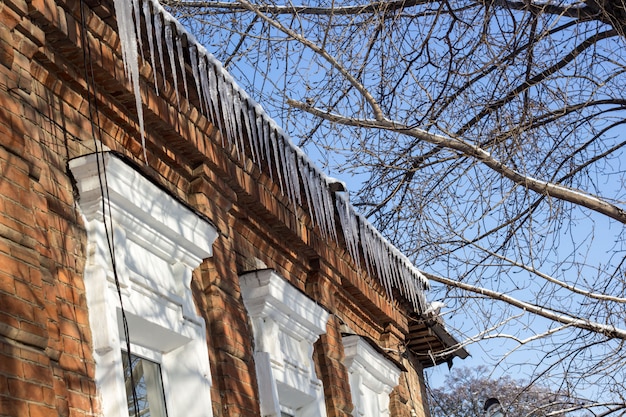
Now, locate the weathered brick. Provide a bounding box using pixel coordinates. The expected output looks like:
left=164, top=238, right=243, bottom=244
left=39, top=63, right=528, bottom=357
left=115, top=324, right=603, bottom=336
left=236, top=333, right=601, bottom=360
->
left=9, top=242, right=39, bottom=266
left=0, top=350, right=20, bottom=376
left=0, top=396, right=26, bottom=417
left=7, top=377, right=45, bottom=402
left=57, top=318, right=83, bottom=341
left=28, top=402, right=57, bottom=417
left=0, top=5, right=20, bottom=31
left=28, top=0, right=58, bottom=25
left=55, top=396, right=69, bottom=417
left=65, top=389, right=95, bottom=412
left=0, top=290, right=34, bottom=319
left=0, top=33, right=14, bottom=69
left=22, top=361, right=52, bottom=385
left=0, top=2, right=437, bottom=417
left=0, top=271, right=16, bottom=294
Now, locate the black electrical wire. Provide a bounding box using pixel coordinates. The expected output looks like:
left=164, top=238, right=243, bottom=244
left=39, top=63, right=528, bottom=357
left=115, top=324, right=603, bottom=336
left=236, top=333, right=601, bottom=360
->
left=78, top=1, right=141, bottom=415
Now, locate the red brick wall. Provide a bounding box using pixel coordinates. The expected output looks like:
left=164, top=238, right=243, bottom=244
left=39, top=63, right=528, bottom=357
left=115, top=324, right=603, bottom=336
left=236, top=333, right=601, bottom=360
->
left=0, top=0, right=430, bottom=416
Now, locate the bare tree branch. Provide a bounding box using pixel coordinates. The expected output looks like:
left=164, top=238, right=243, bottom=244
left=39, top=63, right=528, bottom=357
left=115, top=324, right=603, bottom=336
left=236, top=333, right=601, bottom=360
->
left=288, top=99, right=626, bottom=223
left=163, top=0, right=452, bottom=15
left=167, top=0, right=626, bottom=410
left=421, top=270, right=626, bottom=339
left=456, top=29, right=619, bottom=136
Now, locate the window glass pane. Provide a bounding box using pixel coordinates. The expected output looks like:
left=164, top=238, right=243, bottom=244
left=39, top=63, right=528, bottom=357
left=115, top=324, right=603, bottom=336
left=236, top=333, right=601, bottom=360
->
left=122, top=351, right=168, bottom=417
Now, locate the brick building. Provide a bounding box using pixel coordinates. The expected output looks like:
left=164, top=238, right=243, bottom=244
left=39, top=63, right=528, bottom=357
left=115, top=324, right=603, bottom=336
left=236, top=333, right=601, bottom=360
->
left=0, top=0, right=467, bottom=416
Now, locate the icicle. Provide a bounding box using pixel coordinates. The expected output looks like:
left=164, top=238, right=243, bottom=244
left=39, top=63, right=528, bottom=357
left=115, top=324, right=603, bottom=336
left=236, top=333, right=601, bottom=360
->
left=228, top=86, right=243, bottom=161
left=281, top=138, right=299, bottom=208
left=276, top=134, right=297, bottom=208
left=307, top=168, right=320, bottom=224
left=227, top=84, right=238, bottom=146
left=408, top=271, right=421, bottom=308
left=298, top=160, right=316, bottom=225
left=113, top=0, right=134, bottom=91
left=207, top=63, right=218, bottom=121
left=214, top=71, right=231, bottom=144
left=189, top=46, right=204, bottom=115
left=348, top=211, right=362, bottom=268
left=164, top=24, right=180, bottom=108
left=217, top=72, right=237, bottom=148
left=393, top=257, right=406, bottom=303
left=113, top=0, right=430, bottom=312
left=336, top=194, right=360, bottom=269
left=215, top=72, right=229, bottom=143
left=222, top=83, right=235, bottom=152
left=372, top=229, right=390, bottom=295
left=320, top=180, right=337, bottom=242
left=359, top=221, right=371, bottom=276
left=112, top=0, right=146, bottom=162
left=310, top=170, right=328, bottom=237
left=142, top=0, right=158, bottom=94
left=381, top=245, right=394, bottom=297
left=261, top=119, right=273, bottom=182
left=359, top=220, right=375, bottom=283
left=368, top=230, right=382, bottom=286
left=202, top=60, right=225, bottom=145
left=207, top=62, right=222, bottom=135
left=284, top=144, right=301, bottom=206
left=400, top=266, right=414, bottom=308
left=198, top=57, right=211, bottom=116
left=316, top=176, right=334, bottom=239
left=351, top=212, right=430, bottom=310
left=154, top=13, right=166, bottom=95
left=245, top=103, right=261, bottom=168
left=335, top=196, right=351, bottom=257
left=307, top=166, right=322, bottom=229
left=175, top=35, right=189, bottom=101
left=270, top=129, right=285, bottom=196
left=383, top=246, right=401, bottom=299
left=132, top=0, right=144, bottom=62
left=233, top=93, right=247, bottom=161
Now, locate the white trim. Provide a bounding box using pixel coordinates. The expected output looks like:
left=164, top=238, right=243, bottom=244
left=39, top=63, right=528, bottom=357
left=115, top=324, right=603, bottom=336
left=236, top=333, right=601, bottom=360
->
left=342, top=335, right=401, bottom=417
left=239, top=269, right=330, bottom=417
left=121, top=343, right=163, bottom=363
left=70, top=152, right=218, bottom=417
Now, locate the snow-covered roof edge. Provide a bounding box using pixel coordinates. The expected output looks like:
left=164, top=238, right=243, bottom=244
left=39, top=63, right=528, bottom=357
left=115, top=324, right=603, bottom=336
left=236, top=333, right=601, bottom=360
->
left=112, top=0, right=429, bottom=312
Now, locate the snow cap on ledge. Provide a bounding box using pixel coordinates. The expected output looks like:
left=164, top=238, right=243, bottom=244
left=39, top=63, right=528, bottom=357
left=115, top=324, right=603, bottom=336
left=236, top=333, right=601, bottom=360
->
left=111, top=0, right=429, bottom=312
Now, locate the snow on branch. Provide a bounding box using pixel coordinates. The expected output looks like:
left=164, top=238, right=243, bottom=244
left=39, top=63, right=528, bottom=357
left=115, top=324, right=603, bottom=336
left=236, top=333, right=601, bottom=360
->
left=112, top=0, right=429, bottom=312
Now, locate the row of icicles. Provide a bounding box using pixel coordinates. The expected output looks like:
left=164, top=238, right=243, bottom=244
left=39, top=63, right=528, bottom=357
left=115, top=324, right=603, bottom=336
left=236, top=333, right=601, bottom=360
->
left=111, top=0, right=429, bottom=312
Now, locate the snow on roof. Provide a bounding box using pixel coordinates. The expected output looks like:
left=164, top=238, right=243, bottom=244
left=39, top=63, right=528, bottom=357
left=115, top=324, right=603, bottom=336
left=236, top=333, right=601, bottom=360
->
left=112, top=0, right=429, bottom=312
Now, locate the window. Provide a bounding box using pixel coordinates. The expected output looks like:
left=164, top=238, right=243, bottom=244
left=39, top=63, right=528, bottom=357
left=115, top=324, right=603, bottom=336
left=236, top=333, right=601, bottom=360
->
left=121, top=351, right=168, bottom=417
left=342, top=335, right=401, bottom=417
left=239, top=269, right=330, bottom=417
left=70, top=153, right=219, bottom=417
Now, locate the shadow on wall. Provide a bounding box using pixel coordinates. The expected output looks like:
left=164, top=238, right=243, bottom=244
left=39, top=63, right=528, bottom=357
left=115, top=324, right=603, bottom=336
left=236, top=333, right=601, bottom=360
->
left=0, top=66, right=105, bottom=415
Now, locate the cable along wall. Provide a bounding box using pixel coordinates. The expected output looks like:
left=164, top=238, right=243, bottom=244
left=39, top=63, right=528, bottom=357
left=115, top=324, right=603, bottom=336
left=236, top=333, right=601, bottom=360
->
left=110, top=0, right=429, bottom=312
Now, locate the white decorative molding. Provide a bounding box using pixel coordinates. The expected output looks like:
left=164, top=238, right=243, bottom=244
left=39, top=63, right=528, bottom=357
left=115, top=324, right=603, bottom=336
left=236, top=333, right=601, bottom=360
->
left=239, top=269, right=330, bottom=417
left=70, top=152, right=219, bottom=417
left=342, top=335, right=401, bottom=417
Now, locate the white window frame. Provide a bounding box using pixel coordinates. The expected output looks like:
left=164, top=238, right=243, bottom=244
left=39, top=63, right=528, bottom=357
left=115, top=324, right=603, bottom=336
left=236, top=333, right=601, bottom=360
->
left=239, top=269, right=330, bottom=417
left=342, top=335, right=401, bottom=417
left=70, top=153, right=219, bottom=417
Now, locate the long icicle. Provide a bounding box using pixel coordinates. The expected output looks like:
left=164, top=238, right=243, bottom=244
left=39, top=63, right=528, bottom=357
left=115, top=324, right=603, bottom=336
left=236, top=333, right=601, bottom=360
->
left=164, top=24, right=180, bottom=108
left=176, top=35, right=189, bottom=102
left=116, top=0, right=430, bottom=312
left=142, top=0, right=158, bottom=94
left=112, top=0, right=146, bottom=162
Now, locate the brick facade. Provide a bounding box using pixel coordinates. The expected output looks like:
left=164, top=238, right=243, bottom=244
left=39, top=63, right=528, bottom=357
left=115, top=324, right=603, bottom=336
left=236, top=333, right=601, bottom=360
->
left=0, top=0, right=465, bottom=416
